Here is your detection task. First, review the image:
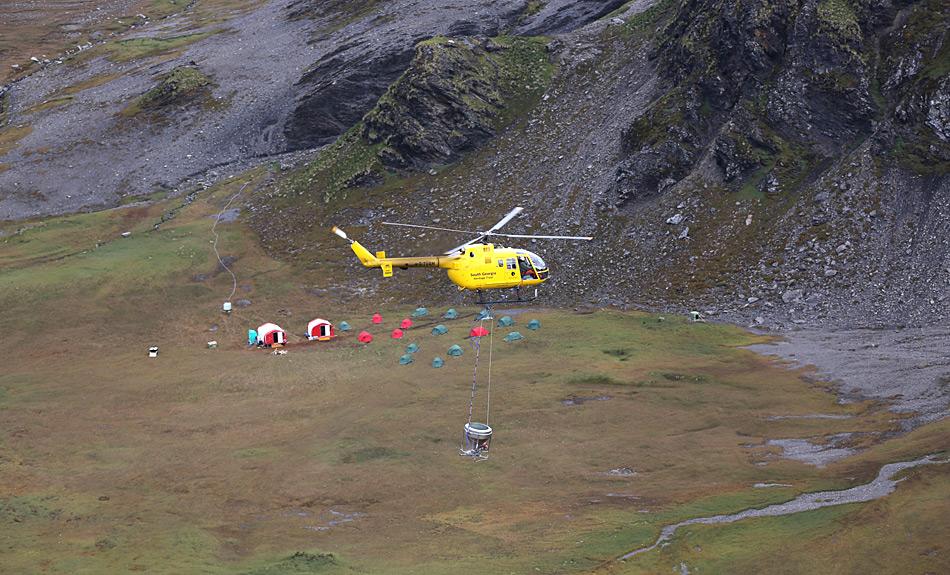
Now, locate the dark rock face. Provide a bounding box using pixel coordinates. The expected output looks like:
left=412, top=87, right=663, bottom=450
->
left=763, top=0, right=876, bottom=154
left=362, top=36, right=552, bottom=170
left=284, top=45, right=416, bottom=150
left=876, top=0, right=950, bottom=172
left=611, top=0, right=948, bottom=206
left=515, top=0, right=630, bottom=35
left=362, top=40, right=500, bottom=169
left=0, top=85, right=8, bottom=126
left=659, top=0, right=794, bottom=107
left=281, top=1, right=521, bottom=151
left=282, top=0, right=627, bottom=151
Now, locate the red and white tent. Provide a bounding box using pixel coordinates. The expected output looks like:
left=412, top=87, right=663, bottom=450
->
left=257, top=323, right=286, bottom=346
left=307, top=318, right=335, bottom=341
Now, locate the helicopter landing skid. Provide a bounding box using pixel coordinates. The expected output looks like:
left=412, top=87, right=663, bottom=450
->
left=474, top=287, right=539, bottom=306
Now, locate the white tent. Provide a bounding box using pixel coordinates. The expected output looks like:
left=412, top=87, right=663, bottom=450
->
left=257, top=323, right=286, bottom=346
left=307, top=318, right=334, bottom=341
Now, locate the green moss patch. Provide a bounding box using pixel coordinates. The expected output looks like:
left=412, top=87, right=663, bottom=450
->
left=242, top=552, right=339, bottom=574
left=23, top=96, right=74, bottom=115
left=103, top=32, right=215, bottom=64
left=276, top=124, right=385, bottom=207
left=817, top=0, right=862, bottom=44
left=121, top=65, right=213, bottom=117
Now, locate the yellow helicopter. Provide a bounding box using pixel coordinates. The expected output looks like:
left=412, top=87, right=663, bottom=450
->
left=332, top=207, right=592, bottom=302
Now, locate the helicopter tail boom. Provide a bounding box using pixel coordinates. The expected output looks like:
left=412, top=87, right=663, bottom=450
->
left=344, top=235, right=450, bottom=278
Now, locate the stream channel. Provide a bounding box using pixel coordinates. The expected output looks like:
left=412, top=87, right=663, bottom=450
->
left=620, top=454, right=947, bottom=561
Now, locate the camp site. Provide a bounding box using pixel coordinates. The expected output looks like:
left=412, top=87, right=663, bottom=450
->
left=1, top=1, right=948, bottom=574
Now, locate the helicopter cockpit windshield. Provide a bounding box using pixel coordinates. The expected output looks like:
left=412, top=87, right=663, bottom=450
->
left=517, top=251, right=549, bottom=280
left=528, top=252, right=547, bottom=271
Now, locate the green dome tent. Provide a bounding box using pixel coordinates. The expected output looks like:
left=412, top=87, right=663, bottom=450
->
left=431, top=324, right=448, bottom=336
left=432, top=357, right=444, bottom=368
left=406, top=342, right=419, bottom=354
left=527, top=319, right=541, bottom=330
left=338, top=321, right=351, bottom=331
left=447, top=344, right=464, bottom=357
left=411, top=307, right=428, bottom=318
left=399, top=354, right=413, bottom=365
left=442, top=308, right=458, bottom=320
left=504, top=331, right=524, bottom=342
left=498, top=316, right=514, bottom=327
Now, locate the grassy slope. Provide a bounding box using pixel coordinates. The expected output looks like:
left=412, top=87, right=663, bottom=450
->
left=1, top=179, right=947, bottom=573
left=0, top=0, right=186, bottom=83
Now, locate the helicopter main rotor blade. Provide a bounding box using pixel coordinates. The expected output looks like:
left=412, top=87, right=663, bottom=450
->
left=382, top=207, right=523, bottom=237
left=443, top=206, right=524, bottom=254
left=379, top=221, right=485, bottom=255
left=442, top=232, right=592, bottom=254
left=382, top=207, right=590, bottom=254
left=485, top=206, right=524, bottom=233
left=485, top=233, right=594, bottom=240
left=380, top=222, right=483, bottom=235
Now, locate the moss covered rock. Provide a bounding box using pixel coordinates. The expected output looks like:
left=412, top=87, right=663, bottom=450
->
left=123, top=65, right=213, bottom=116
left=361, top=35, right=554, bottom=170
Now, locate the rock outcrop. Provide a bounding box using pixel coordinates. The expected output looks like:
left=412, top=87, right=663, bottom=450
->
left=362, top=36, right=552, bottom=170
left=281, top=0, right=617, bottom=151
left=612, top=0, right=949, bottom=206
left=122, top=65, right=213, bottom=116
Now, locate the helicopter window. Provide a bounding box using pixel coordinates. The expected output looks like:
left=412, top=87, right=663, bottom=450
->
left=517, top=256, right=537, bottom=279
left=506, top=258, right=517, bottom=270
left=530, top=254, right=547, bottom=269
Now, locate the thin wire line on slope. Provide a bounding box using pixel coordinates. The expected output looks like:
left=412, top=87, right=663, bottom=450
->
left=211, top=182, right=249, bottom=303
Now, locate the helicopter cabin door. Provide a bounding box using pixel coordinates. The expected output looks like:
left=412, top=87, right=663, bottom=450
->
left=516, top=255, right=536, bottom=282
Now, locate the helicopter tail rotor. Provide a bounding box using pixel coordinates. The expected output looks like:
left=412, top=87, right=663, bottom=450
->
left=331, top=226, right=352, bottom=242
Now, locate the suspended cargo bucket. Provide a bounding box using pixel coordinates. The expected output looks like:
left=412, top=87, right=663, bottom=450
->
left=460, top=422, right=492, bottom=459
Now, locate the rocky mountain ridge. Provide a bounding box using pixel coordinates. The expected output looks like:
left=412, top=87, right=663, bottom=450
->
left=0, top=0, right=615, bottom=219
left=254, top=0, right=949, bottom=330
left=1, top=0, right=947, bottom=330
